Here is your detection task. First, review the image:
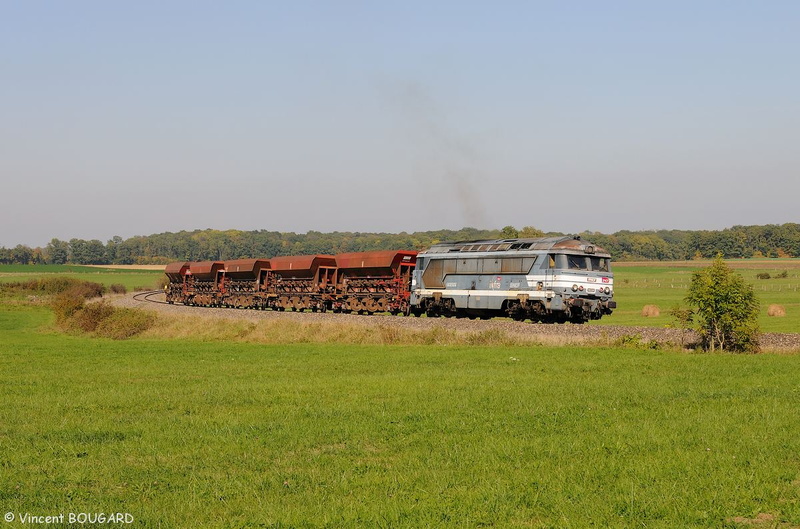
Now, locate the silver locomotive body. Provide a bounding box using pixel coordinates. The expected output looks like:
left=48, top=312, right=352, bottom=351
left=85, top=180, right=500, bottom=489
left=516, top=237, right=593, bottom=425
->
left=410, top=236, right=616, bottom=323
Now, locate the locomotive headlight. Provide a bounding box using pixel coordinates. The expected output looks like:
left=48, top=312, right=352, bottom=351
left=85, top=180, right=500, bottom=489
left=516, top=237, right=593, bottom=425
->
left=604, top=287, right=611, bottom=295
left=572, top=284, right=578, bottom=292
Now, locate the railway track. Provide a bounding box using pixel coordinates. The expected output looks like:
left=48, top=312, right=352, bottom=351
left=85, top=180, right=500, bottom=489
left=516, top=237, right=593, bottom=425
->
left=132, top=290, right=171, bottom=305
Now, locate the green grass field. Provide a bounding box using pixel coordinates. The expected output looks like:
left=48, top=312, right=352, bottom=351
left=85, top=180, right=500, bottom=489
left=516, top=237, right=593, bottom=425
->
left=2, top=303, right=800, bottom=527
left=0, top=265, right=163, bottom=292
left=1, top=262, right=799, bottom=527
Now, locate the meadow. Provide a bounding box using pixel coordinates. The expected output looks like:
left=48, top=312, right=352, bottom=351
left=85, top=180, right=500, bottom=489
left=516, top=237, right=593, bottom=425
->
left=1, top=262, right=800, bottom=527
left=2, top=305, right=800, bottom=528
left=598, top=259, right=800, bottom=333
left=0, top=265, right=163, bottom=293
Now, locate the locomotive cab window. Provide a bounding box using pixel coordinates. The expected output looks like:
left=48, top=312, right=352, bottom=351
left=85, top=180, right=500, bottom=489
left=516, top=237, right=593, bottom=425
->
left=553, top=254, right=589, bottom=270
left=567, top=255, right=590, bottom=270
left=591, top=257, right=610, bottom=272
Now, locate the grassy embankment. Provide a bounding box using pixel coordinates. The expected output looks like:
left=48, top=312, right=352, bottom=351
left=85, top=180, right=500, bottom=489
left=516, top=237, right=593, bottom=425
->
left=1, top=264, right=800, bottom=526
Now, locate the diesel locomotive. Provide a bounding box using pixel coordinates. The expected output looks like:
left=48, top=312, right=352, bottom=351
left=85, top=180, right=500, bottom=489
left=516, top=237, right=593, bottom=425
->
left=164, top=236, right=615, bottom=323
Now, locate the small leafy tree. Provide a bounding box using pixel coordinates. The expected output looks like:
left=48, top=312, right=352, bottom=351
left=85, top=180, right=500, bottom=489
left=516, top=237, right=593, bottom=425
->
left=685, top=255, right=760, bottom=352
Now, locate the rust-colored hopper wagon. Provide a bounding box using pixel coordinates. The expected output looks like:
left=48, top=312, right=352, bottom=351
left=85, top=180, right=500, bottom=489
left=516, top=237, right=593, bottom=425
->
left=185, top=261, right=226, bottom=306
left=222, top=259, right=271, bottom=308
left=267, top=255, right=337, bottom=312
left=164, top=261, right=190, bottom=304
left=334, top=250, right=417, bottom=314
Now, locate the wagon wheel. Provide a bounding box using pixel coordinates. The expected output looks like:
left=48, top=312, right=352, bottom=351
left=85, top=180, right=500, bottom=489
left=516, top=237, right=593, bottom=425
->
left=364, top=298, right=378, bottom=312
left=290, top=296, right=301, bottom=311
left=376, top=298, right=389, bottom=313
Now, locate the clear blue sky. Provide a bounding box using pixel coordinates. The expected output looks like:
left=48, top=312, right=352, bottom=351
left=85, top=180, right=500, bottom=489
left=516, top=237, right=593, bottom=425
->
left=2, top=1, right=798, bottom=246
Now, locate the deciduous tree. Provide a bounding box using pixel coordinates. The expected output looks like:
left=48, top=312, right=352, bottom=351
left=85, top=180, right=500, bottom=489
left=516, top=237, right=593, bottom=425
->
left=685, top=255, right=760, bottom=352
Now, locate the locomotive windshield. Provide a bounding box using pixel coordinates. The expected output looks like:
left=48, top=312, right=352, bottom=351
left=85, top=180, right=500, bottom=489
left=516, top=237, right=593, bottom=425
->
left=591, top=257, right=610, bottom=272
left=551, top=254, right=611, bottom=272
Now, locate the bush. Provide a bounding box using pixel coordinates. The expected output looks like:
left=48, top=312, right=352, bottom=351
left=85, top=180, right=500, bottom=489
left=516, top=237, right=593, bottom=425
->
left=756, top=272, right=771, bottom=280
left=51, top=291, right=86, bottom=323
left=71, top=281, right=106, bottom=299
left=6, top=277, right=105, bottom=297
left=94, top=308, right=156, bottom=339
left=614, top=334, right=661, bottom=350
left=686, top=256, right=760, bottom=353
left=109, top=284, right=127, bottom=294
left=48, top=280, right=107, bottom=324
left=68, top=302, right=115, bottom=332
left=38, top=279, right=154, bottom=339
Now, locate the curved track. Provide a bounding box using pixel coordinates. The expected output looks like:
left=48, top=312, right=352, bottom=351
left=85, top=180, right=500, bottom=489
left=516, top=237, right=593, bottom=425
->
left=132, top=290, right=171, bottom=305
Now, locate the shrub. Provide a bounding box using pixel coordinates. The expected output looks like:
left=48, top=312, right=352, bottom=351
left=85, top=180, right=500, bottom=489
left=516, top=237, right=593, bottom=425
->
left=72, top=281, right=106, bottom=299
left=109, top=284, right=127, bottom=294
left=94, top=308, right=156, bottom=339
left=6, top=277, right=105, bottom=297
left=641, top=305, right=661, bottom=317
left=756, top=272, right=771, bottom=280
left=47, top=280, right=107, bottom=325
left=69, top=302, right=115, bottom=332
left=613, top=334, right=661, bottom=350
left=51, top=291, right=86, bottom=323
left=776, top=270, right=789, bottom=279
left=686, top=255, right=760, bottom=353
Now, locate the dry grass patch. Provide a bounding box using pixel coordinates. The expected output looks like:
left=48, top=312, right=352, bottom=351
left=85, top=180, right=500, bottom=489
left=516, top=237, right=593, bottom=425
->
left=142, top=313, right=543, bottom=347
left=139, top=312, right=650, bottom=348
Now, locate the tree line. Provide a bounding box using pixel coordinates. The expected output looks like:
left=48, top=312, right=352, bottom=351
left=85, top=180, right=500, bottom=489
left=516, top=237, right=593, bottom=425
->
left=1, top=223, right=799, bottom=265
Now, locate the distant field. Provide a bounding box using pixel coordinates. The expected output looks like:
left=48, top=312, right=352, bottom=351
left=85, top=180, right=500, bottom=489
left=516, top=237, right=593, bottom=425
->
left=0, top=264, right=163, bottom=291
left=84, top=264, right=166, bottom=271
left=601, top=259, right=800, bottom=333
left=614, top=258, right=800, bottom=269
left=2, top=305, right=800, bottom=527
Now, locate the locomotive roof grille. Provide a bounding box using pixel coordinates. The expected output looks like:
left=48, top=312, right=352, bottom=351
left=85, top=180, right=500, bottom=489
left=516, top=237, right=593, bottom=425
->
left=422, top=236, right=610, bottom=256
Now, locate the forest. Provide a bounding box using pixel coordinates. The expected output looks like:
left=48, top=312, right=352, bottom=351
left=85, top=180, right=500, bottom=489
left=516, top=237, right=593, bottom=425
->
left=2, top=223, right=799, bottom=265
